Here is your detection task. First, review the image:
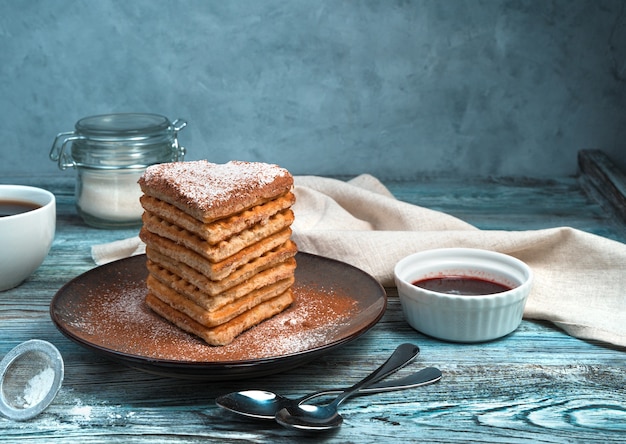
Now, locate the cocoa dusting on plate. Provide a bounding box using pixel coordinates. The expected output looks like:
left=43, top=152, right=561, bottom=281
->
left=66, top=281, right=358, bottom=362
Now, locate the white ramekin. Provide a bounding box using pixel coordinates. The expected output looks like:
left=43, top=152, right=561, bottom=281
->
left=394, top=248, right=533, bottom=343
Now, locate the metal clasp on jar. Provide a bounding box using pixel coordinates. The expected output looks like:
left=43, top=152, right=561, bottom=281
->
left=49, top=132, right=85, bottom=170
left=169, top=118, right=187, bottom=162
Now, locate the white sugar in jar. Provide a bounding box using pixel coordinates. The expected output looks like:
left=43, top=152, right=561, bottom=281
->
left=76, top=168, right=145, bottom=223
left=50, top=113, right=186, bottom=228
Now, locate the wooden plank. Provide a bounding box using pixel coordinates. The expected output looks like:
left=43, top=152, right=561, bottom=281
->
left=1, top=174, right=625, bottom=443
left=578, top=149, right=626, bottom=223
left=386, top=175, right=626, bottom=242
left=1, top=305, right=624, bottom=443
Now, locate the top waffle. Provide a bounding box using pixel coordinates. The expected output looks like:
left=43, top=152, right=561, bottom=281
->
left=138, top=160, right=294, bottom=223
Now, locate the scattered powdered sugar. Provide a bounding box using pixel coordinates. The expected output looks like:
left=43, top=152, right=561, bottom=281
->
left=68, top=403, right=93, bottom=421
left=66, top=397, right=136, bottom=424
left=20, top=367, right=55, bottom=408
left=63, top=275, right=360, bottom=363
left=215, top=285, right=358, bottom=360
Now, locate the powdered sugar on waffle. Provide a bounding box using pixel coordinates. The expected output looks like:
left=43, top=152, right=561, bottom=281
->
left=139, top=160, right=293, bottom=215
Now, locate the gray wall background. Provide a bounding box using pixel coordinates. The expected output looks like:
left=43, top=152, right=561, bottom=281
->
left=1, top=0, right=625, bottom=180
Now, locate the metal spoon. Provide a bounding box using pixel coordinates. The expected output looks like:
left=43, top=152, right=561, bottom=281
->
left=216, top=366, right=441, bottom=420
left=274, top=343, right=421, bottom=431
left=217, top=343, right=420, bottom=420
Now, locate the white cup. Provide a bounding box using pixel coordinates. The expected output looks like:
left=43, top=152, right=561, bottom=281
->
left=0, top=185, right=56, bottom=291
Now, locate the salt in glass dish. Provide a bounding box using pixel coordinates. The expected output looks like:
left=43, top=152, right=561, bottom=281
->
left=0, top=339, right=64, bottom=421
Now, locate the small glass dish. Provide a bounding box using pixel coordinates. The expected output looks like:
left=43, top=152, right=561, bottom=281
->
left=0, top=339, right=64, bottom=421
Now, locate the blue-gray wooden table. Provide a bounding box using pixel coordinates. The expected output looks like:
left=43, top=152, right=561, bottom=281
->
left=1, top=151, right=625, bottom=443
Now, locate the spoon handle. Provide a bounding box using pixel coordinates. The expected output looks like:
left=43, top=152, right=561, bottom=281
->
left=331, top=342, right=419, bottom=408
left=298, top=366, right=442, bottom=404
left=363, top=366, right=442, bottom=392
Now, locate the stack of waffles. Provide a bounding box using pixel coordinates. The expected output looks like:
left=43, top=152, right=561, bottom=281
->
left=137, top=160, right=297, bottom=346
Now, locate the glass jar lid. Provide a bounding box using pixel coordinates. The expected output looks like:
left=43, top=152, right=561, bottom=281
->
left=75, top=113, right=174, bottom=141
left=50, top=113, right=187, bottom=170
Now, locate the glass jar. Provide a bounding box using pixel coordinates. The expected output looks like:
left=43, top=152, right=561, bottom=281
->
left=50, top=113, right=186, bottom=228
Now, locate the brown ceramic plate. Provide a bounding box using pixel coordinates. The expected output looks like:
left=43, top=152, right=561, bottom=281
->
left=50, top=253, right=386, bottom=380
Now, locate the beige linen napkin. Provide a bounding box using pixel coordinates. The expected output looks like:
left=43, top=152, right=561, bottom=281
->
left=92, top=236, right=145, bottom=265
left=291, top=175, right=626, bottom=348
left=92, top=174, right=626, bottom=348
